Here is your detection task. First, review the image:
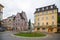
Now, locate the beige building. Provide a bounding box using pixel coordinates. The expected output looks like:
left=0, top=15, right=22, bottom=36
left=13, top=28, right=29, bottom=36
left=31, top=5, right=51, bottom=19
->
left=34, top=4, right=58, bottom=32
left=6, top=15, right=15, bottom=30
left=2, top=15, right=15, bottom=31
left=0, top=4, right=4, bottom=20
left=2, top=19, right=7, bottom=28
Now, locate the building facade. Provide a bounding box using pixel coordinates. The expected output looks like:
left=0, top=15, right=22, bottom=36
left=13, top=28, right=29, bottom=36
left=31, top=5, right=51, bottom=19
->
left=34, top=4, right=58, bottom=32
left=6, top=15, right=15, bottom=30
left=13, top=11, right=27, bottom=31
left=0, top=4, right=4, bottom=31
left=0, top=4, right=4, bottom=21
left=2, top=19, right=7, bottom=27
left=2, top=15, right=15, bottom=31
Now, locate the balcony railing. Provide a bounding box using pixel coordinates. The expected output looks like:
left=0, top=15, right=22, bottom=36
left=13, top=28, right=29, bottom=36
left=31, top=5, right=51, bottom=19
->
left=34, top=25, right=57, bottom=28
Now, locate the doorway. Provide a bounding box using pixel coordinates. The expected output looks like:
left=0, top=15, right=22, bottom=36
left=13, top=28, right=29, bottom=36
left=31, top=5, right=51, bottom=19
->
left=48, top=28, right=53, bottom=32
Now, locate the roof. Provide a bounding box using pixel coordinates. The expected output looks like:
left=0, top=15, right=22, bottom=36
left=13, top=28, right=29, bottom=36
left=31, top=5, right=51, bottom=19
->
left=0, top=4, right=4, bottom=8
left=20, top=13, right=25, bottom=20
left=34, top=4, right=58, bottom=14
left=7, top=15, right=15, bottom=18
left=13, top=16, right=16, bottom=20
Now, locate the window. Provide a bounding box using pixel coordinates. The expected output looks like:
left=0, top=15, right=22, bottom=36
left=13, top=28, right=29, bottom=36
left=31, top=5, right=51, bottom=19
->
left=42, top=8, right=44, bottom=10
left=46, top=22, right=48, bottom=25
left=42, top=22, right=44, bottom=25
left=38, top=23, right=40, bottom=26
left=52, top=22, right=54, bottom=25
left=9, top=19, right=11, bottom=21
left=46, top=11, right=48, bottom=14
left=42, top=28, right=45, bottom=30
left=46, top=7, right=48, bottom=9
left=38, top=18, right=40, bottom=21
left=42, top=17, right=44, bottom=20
left=52, top=10, right=54, bottom=14
left=46, top=17, right=48, bottom=20
left=16, top=23, right=17, bottom=25
left=52, top=16, right=54, bottom=19
left=37, top=9, right=40, bottom=11
left=51, top=6, right=53, bottom=8
left=37, top=28, right=40, bottom=30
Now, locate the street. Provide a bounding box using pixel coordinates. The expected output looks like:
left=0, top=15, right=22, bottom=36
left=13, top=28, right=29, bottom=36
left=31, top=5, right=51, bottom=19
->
left=0, top=31, right=60, bottom=40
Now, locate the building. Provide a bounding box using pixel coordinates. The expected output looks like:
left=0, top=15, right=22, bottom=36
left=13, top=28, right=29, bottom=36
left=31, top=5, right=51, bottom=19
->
left=0, top=4, right=4, bottom=31
left=2, top=15, right=15, bottom=31
left=6, top=15, right=15, bottom=30
left=2, top=19, right=7, bottom=27
left=13, top=11, right=27, bottom=31
left=34, top=4, right=58, bottom=32
left=0, top=4, right=4, bottom=20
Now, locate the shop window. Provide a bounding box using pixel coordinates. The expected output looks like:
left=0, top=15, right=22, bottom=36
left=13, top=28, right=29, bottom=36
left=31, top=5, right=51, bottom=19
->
left=42, top=28, right=45, bottom=30
left=37, top=28, right=40, bottom=30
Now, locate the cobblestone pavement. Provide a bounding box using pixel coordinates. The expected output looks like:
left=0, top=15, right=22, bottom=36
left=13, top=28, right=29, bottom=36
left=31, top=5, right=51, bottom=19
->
left=0, top=31, right=60, bottom=40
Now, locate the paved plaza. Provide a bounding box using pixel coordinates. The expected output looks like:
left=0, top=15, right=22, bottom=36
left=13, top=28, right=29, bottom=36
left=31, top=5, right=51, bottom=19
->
left=0, top=31, right=60, bottom=40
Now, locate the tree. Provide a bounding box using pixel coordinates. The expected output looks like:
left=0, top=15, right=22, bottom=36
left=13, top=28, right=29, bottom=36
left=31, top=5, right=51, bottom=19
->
left=58, top=16, right=60, bottom=23
left=28, top=19, right=32, bottom=33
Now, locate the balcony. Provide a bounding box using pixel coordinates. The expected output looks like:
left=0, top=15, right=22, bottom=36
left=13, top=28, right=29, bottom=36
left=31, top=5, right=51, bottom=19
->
left=34, top=25, right=57, bottom=28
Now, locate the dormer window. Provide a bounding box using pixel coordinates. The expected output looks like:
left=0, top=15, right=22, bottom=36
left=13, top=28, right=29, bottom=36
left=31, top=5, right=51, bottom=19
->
left=42, top=8, right=44, bottom=10
left=37, top=9, right=40, bottom=11
left=51, top=6, right=53, bottom=8
left=46, top=7, right=48, bottom=9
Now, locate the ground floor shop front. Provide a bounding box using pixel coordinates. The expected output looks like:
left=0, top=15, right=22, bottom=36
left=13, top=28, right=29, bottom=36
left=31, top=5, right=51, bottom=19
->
left=34, top=26, right=58, bottom=32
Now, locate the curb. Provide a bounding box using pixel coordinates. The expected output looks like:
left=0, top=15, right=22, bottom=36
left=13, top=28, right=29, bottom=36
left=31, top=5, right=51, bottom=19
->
left=10, top=34, right=48, bottom=38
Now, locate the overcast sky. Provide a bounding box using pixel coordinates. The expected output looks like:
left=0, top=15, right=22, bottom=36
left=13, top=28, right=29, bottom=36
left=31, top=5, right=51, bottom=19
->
left=0, top=0, right=60, bottom=23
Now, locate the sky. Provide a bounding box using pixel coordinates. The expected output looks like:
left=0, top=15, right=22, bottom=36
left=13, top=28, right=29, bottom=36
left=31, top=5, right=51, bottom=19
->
left=0, top=0, right=60, bottom=23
